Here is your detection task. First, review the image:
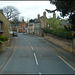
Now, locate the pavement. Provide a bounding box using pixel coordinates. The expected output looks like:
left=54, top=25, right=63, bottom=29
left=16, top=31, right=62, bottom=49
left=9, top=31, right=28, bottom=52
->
left=38, top=36, right=75, bottom=69
left=0, top=35, right=16, bottom=71
left=0, top=34, right=75, bottom=72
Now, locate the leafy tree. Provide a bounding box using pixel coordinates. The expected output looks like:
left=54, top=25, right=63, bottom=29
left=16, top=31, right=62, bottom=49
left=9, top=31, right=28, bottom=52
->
left=29, top=19, right=34, bottom=23
left=48, top=0, right=75, bottom=31
left=3, top=6, right=20, bottom=20
left=46, top=12, right=60, bottom=29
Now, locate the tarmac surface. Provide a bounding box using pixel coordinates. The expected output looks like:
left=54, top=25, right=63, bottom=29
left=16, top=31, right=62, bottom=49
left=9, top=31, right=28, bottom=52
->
left=0, top=34, right=75, bottom=74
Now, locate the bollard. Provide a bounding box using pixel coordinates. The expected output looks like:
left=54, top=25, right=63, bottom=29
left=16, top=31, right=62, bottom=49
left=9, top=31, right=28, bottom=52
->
left=73, top=38, right=75, bottom=54
left=72, top=32, right=75, bottom=54
left=0, top=45, right=2, bottom=54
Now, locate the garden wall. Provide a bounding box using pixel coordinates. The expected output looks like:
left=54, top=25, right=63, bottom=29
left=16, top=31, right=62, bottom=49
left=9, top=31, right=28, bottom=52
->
left=44, top=33, right=73, bottom=53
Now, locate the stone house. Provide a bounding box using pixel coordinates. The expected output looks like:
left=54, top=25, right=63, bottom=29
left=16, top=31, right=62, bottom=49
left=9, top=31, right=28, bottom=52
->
left=0, top=10, right=10, bottom=38
left=34, top=11, right=48, bottom=36
left=60, top=19, right=71, bottom=28
left=20, top=19, right=27, bottom=33
left=27, top=23, right=34, bottom=34
left=34, top=18, right=40, bottom=36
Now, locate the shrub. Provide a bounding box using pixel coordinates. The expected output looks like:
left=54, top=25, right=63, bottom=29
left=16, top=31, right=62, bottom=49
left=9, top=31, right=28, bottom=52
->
left=43, top=28, right=73, bottom=39
left=0, top=36, right=7, bottom=42
left=0, top=41, right=3, bottom=45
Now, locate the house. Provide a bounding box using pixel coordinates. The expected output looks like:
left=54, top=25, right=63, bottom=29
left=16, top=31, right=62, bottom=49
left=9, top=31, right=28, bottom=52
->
left=0, top=10, right=10, bottom=38
left=27, top=23, right=34, bottom=34
left=60, top=19, right=71, bottom=28
left=10, top=21, right=21, bottom=32
left=34, top=17, right=40, bottom=36
left=20, top=19, right=27, bottom=33
left=0, top=20, right=3, bottom=35
left=34, top=11, right=48, bottom=36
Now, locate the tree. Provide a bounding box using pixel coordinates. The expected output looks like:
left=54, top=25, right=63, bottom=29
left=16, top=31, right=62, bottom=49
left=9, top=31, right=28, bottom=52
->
left=50, top=12, right=60, bottom=29
left=29, top=19, right=34, bottom=23
left=19, top=16, right=24, bottom=21
left=48, top=0, right=75, bottom=31
left=3, top=6, right=20, bottom=20
left=12, top=17, right=20, bottom=27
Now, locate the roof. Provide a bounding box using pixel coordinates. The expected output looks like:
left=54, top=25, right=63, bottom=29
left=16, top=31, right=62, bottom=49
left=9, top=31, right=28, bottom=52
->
left=60, top=20, right=71, bottom=25
left=34, top=19, right=40, bottom=23
left=28, top=23, right=34, bottom=26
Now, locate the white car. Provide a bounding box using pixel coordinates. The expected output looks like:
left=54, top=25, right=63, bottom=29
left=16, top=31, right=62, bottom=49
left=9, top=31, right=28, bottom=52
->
left=10, top=31, right=13, bottom=35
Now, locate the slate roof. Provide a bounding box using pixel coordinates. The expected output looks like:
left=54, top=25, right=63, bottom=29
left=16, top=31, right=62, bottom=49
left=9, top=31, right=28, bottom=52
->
left=28, top=23, right=34, bottom=26
left=60, top=20, right=71, bottom=25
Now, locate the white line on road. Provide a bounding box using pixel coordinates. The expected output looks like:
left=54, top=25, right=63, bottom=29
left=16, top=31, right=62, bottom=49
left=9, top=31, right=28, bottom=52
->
left=24, top=38, right=28, bottom=41
left=33, top=53, right=38, bottom=65
left=26, top=39, right=28, bottom=41
left=31, top=46, right=34, bottom=50
left=39, top=72, right=41, bottom=75
left=58, top=56, right=75, bottom=71
left=28, top=42, right=31, bottom=45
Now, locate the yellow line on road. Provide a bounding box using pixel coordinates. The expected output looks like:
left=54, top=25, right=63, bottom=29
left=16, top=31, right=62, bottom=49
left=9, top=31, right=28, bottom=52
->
left=58, top=56, right=75, bottom=71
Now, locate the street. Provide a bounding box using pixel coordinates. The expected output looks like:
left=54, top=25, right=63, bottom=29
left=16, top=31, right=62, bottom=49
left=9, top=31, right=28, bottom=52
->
left=0, top=33, right=75, bottom=74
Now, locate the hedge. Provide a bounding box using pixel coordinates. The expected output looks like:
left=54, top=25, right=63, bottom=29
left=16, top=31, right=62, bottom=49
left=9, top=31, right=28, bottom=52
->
left=43, top=28, right=73, bottom=39
left=0, top=36, right=7, bottom=42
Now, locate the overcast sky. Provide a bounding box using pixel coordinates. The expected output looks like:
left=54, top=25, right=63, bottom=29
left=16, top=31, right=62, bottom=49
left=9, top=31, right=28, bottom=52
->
left=0, top=1, right=62, bottom=21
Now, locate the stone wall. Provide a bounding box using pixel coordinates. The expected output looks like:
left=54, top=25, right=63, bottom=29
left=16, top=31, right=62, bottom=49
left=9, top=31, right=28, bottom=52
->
left=0, top=13, right=10, bottom=38
left=44, top=33, right=73, bottom=53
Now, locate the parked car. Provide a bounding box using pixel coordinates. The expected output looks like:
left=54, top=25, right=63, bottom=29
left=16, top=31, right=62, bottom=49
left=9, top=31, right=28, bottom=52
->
left=13, top=32, right=18, bottom=37
left=10, top=31, right=13, bottom=35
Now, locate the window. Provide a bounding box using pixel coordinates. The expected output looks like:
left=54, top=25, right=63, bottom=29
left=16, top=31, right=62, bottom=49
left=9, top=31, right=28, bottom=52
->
left=0, top=21, right=3, bottom=30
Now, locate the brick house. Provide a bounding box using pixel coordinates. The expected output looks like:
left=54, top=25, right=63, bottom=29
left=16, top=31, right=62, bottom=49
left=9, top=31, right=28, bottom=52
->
left=20, top=19, right=27, bottom=33
left=0, top=10, right=10, bottom=38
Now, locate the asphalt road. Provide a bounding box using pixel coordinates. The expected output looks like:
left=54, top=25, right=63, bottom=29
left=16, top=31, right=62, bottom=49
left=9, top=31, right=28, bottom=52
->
left=0, top=33, right=75, bottom=74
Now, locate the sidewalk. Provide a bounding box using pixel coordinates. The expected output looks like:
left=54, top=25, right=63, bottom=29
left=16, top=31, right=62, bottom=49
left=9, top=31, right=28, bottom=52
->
left=38, top=37, right=75, bottom=69
left=0, top=36, right=16, bottom=71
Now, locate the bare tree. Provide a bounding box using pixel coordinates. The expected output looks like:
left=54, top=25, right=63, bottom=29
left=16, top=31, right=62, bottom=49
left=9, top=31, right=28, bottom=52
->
left=19, top=16, right=24, bottom=21
left=3, top=6, right=20, bottom=20
left=12, top=17, right=20, bottom=27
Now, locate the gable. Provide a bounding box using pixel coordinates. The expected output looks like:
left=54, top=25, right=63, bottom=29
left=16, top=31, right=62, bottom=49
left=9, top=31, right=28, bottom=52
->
left=20, top=21, right=27, bottom=28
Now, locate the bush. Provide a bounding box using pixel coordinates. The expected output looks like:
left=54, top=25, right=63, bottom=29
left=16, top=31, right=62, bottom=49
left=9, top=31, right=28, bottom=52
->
left=43, top=28, right=73, bottom=39
left=0, top=41, right=3, bottom=45
left=0, top=36, right=7, bottom=42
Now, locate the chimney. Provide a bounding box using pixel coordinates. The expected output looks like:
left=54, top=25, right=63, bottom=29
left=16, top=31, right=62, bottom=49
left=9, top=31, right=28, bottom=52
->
left=43, top=11, right=46, bottom=18
left=22, top=19, right=24, bottom=22
left=37, top=14, right=40, bottom=19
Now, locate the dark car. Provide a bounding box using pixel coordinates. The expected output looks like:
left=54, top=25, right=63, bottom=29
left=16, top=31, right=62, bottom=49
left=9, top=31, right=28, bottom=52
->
left=13, top=32, right=18, bottom=37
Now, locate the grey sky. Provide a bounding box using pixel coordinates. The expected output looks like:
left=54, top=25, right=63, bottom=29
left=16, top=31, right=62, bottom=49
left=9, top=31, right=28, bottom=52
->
left=0, top=1, right=62, bottom=21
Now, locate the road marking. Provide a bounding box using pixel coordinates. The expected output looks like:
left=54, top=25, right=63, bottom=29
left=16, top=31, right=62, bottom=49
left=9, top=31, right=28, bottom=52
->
left=33, top=53, right=38, bottom=65
left=58, top=56, right=75, bottom=71
left=31, top=46, right=34, bottom=50
left=39, top=72, right=41, bottom=75
left=28, top=42, right=31, bottom=45
left=24, top=38, right=28, bottom=41
left=26, top=39, right=28, bottom=41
